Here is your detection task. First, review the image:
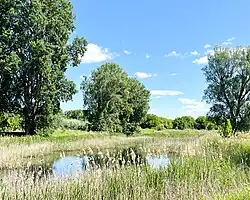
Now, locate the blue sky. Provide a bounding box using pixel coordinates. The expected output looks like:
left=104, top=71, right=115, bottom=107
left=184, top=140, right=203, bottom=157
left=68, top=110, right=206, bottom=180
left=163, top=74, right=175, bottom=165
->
left=61, top=0, right=250, bottom=119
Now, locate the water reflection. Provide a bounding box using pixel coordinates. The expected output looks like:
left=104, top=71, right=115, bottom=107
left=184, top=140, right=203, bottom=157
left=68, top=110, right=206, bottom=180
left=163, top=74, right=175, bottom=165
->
left=146, top=155, right=170, bottom=169
left=52, top=154, right=171, bottom=178
left=52, top=156, right=89, bottom=178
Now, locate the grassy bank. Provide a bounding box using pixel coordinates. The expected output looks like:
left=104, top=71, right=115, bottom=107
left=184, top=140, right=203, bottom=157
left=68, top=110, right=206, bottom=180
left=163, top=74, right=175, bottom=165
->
left=1, top=129, right=250, bottom=199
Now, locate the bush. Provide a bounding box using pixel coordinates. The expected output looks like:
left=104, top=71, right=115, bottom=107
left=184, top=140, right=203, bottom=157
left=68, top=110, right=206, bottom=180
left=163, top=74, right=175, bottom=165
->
left=0, top=113, right=22, bottom=132
left=51, top=114, right=88, bottom=131
left=140, top=114, right=162, bottom=129
left=195, top=116, right=207, bottom=130
left=207, top=122, right=216, bottom=130
left=64, top=109, right=87, bottom=120
left=173, top=116, right=195, bottom=130
left=140, top=114, right=173, bottom=130
left=219, top=119, right=233, bottom=137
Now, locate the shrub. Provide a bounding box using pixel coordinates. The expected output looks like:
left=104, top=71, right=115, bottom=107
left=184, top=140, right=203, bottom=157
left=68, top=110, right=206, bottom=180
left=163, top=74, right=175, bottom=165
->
left=219, top=119, right=233, bottom=137
left=173, top=116, right=195, bottom=130
left=207, top=122, right=216, bottom=130
left=195, top=116, right=207, bottom=130
left=64, top=109, right=87, bottom=120
left=0, top=113, right=22, bottom=132
left=140, top=114, right=162, bottom=129
left=165, top=119, right=173, bottom=129
left=51, top=114, right=88, bottom=131
left=140, top=114, right=173, bottom=130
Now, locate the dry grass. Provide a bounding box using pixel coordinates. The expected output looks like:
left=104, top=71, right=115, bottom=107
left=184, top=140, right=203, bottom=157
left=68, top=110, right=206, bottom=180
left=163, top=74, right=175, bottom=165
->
left=1, top=129, right=250, bottom=199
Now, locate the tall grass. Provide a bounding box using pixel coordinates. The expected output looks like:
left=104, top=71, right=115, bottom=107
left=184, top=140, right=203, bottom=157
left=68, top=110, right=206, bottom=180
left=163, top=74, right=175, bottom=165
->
left=1, top=130, right=250, bottom=199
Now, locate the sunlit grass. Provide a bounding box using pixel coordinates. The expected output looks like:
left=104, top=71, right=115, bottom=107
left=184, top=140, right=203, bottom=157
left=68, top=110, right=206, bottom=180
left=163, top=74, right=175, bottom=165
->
left=1, top=129, right=250, bottom=199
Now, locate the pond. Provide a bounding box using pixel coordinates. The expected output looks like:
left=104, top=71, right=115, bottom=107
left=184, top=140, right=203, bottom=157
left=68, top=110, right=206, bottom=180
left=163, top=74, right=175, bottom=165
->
left=52, top=154, right=171, bottom=178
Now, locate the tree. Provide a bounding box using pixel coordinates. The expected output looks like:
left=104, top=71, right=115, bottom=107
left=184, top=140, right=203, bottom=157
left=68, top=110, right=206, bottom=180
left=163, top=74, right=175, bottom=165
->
left=65, top=109, right=87, bottom=120
left=0, top=1, right=87, bottom=135
left=203, top=47, right=250, bottom=135
left=173, top=116, right=195, bottom=130
left=140, top=114, right=162, bottom=129
left=81, top=62, right=150, bottom=134
left=195, top=116, right=208, bottom=130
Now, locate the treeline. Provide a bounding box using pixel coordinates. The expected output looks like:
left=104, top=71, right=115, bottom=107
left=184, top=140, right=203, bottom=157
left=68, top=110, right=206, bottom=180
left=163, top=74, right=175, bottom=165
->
left=138, top=114, right=217, bottom=130
left=0, top=109, right=225, bottom=135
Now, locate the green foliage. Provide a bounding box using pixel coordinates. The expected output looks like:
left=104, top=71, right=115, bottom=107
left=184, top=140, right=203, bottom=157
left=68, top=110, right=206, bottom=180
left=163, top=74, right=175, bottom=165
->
left=219, top=119, right=233, bottom=137
left=64, top=109, right=87, bottom=120
left=0, top=0, right=87, bottom=135
left=206, top=122, right=216, bottom=130
left=0, top=113, right=22, bottom=132
left=140, top=114, right=162, bottom=129
left=50, top=114, right=88, bottom=131
left=195, top=116, right=207, bottom=130
left=140, top=114, right=172, bottom=130
left=173, top=116, right=195, bottom=130
left=203, top=47, right=250, bottom=134
left=81, top=62, right=150, bottom=134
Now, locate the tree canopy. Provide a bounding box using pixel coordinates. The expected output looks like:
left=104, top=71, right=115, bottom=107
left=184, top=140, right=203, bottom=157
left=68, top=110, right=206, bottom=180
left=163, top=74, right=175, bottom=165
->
left=81, top=62, right=150, bottom=134
left=203, top=47, right=250, bottom=134
left=0, top=0, right=87, bottom=135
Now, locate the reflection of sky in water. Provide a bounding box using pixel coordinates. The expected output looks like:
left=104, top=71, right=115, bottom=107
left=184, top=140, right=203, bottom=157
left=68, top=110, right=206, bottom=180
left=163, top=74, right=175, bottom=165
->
left=52, top=154, right=171, bottom=179
left=52, top=156, right=89, bottom=178
left=146, top=155, right=170, bottom=169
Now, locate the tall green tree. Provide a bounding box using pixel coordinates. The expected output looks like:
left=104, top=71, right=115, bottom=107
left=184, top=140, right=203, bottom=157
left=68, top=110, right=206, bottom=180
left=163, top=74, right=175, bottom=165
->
left=195, top=116, right=208, bottom=130
left=81, top=62, right=150, bottom=134
left=0, top=0, right=87, bottom=135
left=203, top=47, right=250, bottom=134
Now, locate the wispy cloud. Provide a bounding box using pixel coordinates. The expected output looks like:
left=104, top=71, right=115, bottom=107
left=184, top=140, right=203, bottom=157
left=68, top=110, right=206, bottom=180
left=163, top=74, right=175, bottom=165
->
left=193, top=56, right=208, bottom=65
left=124, top=50, right=131, bottom=55
left=151, top=96, right=161, bottom=99
left=81, top=43, right=119, bottom=64
left=205, top=49, right=215, bottom=56
left=151, top=90, right=183, bottom=96
left=165, top=51, right=180, bottom=57
left=179, top=98, right=209, bottom=117
left=222, top=37, right=236, bottom=46
left=170, top=73, right=177, bottom=76
left=135, top=72, right=157, bottom=79
left=165, top=50, right=200, bottom=58
left=204, top=44, right=212, bottom=49
left=190, top=50, right=200, bottom=56
left=145, top=53, right=151, bottom=59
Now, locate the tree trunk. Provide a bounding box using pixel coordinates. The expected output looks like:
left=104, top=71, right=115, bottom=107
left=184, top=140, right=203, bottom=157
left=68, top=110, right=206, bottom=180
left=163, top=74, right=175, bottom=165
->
left=25, top=122, right=36, bottom=135
left=24, top=107, right=36, bottom=135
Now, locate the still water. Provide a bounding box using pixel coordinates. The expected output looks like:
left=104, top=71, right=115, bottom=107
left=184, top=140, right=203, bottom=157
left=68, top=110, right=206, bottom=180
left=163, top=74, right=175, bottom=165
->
left=52, top=154, right=171, bottom=178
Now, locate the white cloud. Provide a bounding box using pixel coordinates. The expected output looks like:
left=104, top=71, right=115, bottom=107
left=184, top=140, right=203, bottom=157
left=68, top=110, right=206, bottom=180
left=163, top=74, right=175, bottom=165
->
left=135, top=72, right=157, bottom=79
left=124, top=50, right=131, bottom=55
left=179, top=98, right=209, bottom=117
left=145, top=53, right=151, bottom=59
left=165, top=51, right=180, bottom=57
left=151, top=96, right=161, bottom=99
left=222, top=37, right=236, bottom=46
left=190, top=50, right=200, bottom=56
left=81, top=43, right=118, bottom=64
left=151, top=90, right=183, bottom=96
left=193, top=56, right=208, bottom=65
left=227, top=37, right=236, bottom=42
left=206, top=49, right=215, bottom=55
left=204, top=44, right=212, bottom=49
left=170, top=73, right=177, bottom=76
